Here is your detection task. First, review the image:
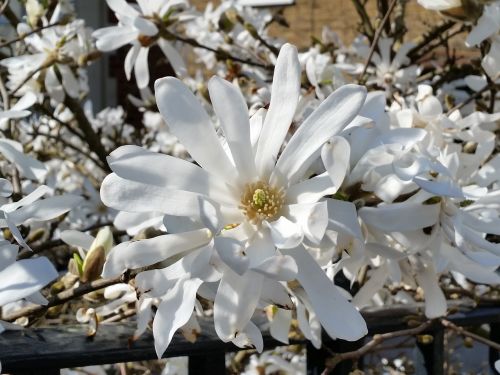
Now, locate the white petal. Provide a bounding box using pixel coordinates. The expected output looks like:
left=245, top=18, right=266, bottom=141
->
left=214, top=269, right=263, bottom=341
left=94, top=27, right=137, bottom=51
left=133, top=17, right=158, bottom=36
left=58, top=64, right=80, bottom=98
left=414, top=261, right=447, bottom=319
left=231, top=321, right=263, bottom=352
left=124, top=44, right=140, bottom=81
left=214, top=237, right=249, bottom=276
left=108, top=146, right=235, bottom=205
left=321, top=136, right=350, bottom=191
left=6, top=194, right=83, bottom=226
left=275, top=84, right=366, bottom=184
left=100, top=173, right=220, bottom=228
left=359, top=201, right=440, bottom=232
left=208, top=76, right=256, bottom=183
left=265, top=216, right=303, bottom=249
left=134, top=47, right=150, bottom=89
left=157, top=39, right=187, bottom=78
left=286, top=172, right=336, bottom=204
left=327, top=199, right=363, bottom=240
left=270, top=308, right=292, bottom=344
left=0, top=179, right=13, bottom=197
left=287, top=201, right=328, bottom=245
left=252, top=255, right=298, bottom=281
left=259, top=279, right=293, bottom=309
left=153, top=278, right=203, bottom=358
left=255, top=44, right=301, bottom=178
left=0, top=242, right=18, bottom=272
left=0, top=257, right=58, bottom=306
left=154, top=77, right=237, bottom=184
left=102, top=229, right=212, bottom=278
left=106, top=0, right=140, bottom=17
left=60, top=230, right=95, bottom=250
left=285, top=246, right=367, bottom=341
left=352, top=264, right=388, bottom=309
left=0, top=139, right=47, bottom=181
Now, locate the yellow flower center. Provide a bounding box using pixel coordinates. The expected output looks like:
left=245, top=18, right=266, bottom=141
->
left=240, top=181, right=285, bottom=224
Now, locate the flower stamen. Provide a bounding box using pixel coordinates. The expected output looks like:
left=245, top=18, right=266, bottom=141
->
left=240, top=181, right=285, bottom=224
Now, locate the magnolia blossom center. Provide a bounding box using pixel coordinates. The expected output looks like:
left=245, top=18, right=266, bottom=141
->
left=240, top=181, right=285, bottom=224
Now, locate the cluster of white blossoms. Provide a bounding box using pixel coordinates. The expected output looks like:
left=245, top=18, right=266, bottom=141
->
left=0, top=0, right=499, bottom=372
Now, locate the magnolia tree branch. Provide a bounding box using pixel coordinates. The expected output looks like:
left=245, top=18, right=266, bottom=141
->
left=2, top=270, right=137, bottom=322
left=351, top=0, right=375, bottom=41
left=63, top=95, right=111, bottom=172
left=440, top=319, right=500, bottom=351
left=407, top=20, right=456, bottom=62
left=321, top=320, right=434, bottom=374
left=358, top=0, right=398, bottom=82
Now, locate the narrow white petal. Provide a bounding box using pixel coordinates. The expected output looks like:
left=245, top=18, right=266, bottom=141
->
left=208, top=76, right=256, bottom=182
left=286, top=172, right=336, bottom=204
left=414, top=261, right=447, bottom=319
left=155, top=77, right=237, bottom=184
left=252, top=255, right=298, bottom=281
left=134, top=47, right=150, bottom=89
left=284, top=246, right=367, bottom=341
left=214, top=237, right=249, bottom=276
left=275, top=84, right=366, bottom=184
left=108, top=146, right=236, bottom=205
left=157, top=39, right=187, bottom=78
left=102, top=229, right=212, bottom=278
left=321, top=136, right=350, bottom=191
left=0, top=139, right=47, bottom=181
left=214, top=269, right=263, bottom=341
left=255, top=44, right=301, bottom=178
left=359, top=201, right=440, bottom=232
left=270, top=308, right=292, bottom=344
left=0, top=257, right=58, bottom=306
left=153, top=278, right=203, bottom=358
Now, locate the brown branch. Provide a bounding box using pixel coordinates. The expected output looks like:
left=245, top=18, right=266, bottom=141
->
left=351, top=0, right=375, bottom=41
left=10, top=58, right=55, bottom=96
left=441, top=319, right=500, bottom=351
left=2, top=271, right=137, bottom=322
left=407, top=20, right=456, bottom=62
left=63, top=95, right=110, bottom=172
left=447, top=83, right=497, bottom=114
left=321, top=320, right=433, bottom=374
left=358, top=0, right=398, bottom=82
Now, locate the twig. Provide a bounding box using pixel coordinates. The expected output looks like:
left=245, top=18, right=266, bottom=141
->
left=358, top=0, right=398, bottom=82
left=101, top=308, right=136, bottom=323
left=0, top=21, right=62, bottom=49
left=0, top=0, right=9, bottom=17
left=441, top=319, right=500, bottom=351
left=11, top=58, right=55, bottom=96
left=407, top=20, right=456, bottom=62
left=162, top=31, right=273, bottom=70
left=2, top=270, right=137, bottom=322
left=447, top=83, right=495, bottom=114
left=321, top=320, right=433, bottom=374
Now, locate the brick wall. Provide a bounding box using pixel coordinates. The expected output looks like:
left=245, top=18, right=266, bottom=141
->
left=191, top=0, right=451, bottom=47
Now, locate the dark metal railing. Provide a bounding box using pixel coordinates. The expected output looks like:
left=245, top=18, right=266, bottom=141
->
left=1, top=305, right=499, bottom=375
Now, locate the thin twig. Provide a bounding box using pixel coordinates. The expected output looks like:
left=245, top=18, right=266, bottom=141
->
left=447, top=83, right=495, bottom=114
left=0, top=0, right=9, bottom=17
left=163, top=31, right=273, bottom=70
left=441, top=319, right=500, bottom=351
left=11, top=59, right=55, bottom=96
left=321, top=320, right=433, bottom=374
left=351, top=0, right=375, bottom=41
left=358, top=0, right=398, bottom=82
left=0, top=21, right=62, bottom=49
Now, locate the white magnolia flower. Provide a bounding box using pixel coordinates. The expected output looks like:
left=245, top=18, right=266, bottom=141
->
left=101, top=43, right=368, bottom=356
left=93, top=0, right=189, bottom=88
